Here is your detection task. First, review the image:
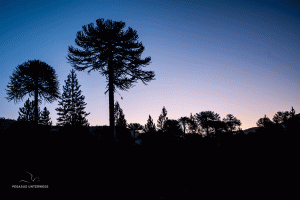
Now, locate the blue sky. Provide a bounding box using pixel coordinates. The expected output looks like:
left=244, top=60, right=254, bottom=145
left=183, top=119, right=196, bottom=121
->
left=1, top=0, right=299, bottom=130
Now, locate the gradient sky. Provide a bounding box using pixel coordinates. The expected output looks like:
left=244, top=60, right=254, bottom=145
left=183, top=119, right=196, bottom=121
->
left=1, top=0, right=299, bottom=130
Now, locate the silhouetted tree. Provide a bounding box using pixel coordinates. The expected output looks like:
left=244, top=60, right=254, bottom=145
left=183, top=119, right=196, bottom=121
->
left=128, top=123, right=143, bottom=138
left=17, top=98, right=39, bottom=122
left=6, top=60, right=60, bottom=124
left=56, top=69, right=90, bottom=126
left=256, top=115, right=273, bottom=129
left=178, top=116, right=189, bottom=136
left=157, top=106, right=168, bottom=131
left=223, top=114, right=241, bottom=132
left=67, top=18, right=155, bottom=139
left=114, top=101, right=127, bottom=128
left=195, top=111, right=220, bottom=137
left=40, top=107, right=52, bottom=126
left=187, top=113, right=198, bottom=134
left=163, top=119, right=183, bottom=138
left=144, top=115, right=156, bottom=133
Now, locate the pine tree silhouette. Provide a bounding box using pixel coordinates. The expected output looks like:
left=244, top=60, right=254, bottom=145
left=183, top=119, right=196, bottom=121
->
left=56, top=69, right=90, bottom=126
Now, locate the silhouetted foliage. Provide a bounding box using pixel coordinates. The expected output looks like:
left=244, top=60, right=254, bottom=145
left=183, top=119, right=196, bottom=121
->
left=178, top=116, right=190, bottom=137
left=17, top=98, right=40, bottom=122
left=6, top=60, right=60, bottom=124
left=40, top=107, right=52, bottom=126
left=157, top=106, right=168, bottom=131
left=114, top=101, right=132, bottom=144
left=223, top=114, right=241, bottom=132
left=144, top=115, right=156, bottom=134
left=187, top=113, right=198, bottom=134
left=195, top=111, right=220, bottom=137
left=128, top=123, right=143, bottom=142
left=114, top=101, right=127, bottom=128
left=67, top=18, right=155, bottom=139
left=163, top=119, right=183, bottom=138
left=56, top=69, right=90, bottom=126
left=128, top=123, right=143, bottom=131
left=256, top=115, right=273, bottom=129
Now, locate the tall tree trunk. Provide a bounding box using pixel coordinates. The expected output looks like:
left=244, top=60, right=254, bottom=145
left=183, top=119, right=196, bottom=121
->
left=108, top=54, right=115, bottom=140
left=34, top=79, right=38, bottom=125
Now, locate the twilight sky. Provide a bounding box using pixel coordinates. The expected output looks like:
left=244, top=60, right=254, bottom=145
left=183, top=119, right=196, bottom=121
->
left=1, top=0, right=299, bottom=130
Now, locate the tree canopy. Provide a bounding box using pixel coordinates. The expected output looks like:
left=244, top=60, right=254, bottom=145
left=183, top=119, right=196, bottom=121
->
left=67, top=18, right=155, bottom=138
left=6, top=60, right=60, bottom=124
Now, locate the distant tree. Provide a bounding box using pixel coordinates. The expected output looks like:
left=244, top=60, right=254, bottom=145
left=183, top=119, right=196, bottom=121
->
left=67, top=18, right=155, bottom=139
left=163, top=119, right=183, bottom=137
left=256, top=115, right=273, bottom=129
left=195, top=111, right=220, bottom=137
left=17, top=98, right=39, bottom=122
left=56, top=69, right=90, bottom=126
left=178, top=116, right=189, bottom=136
left=144, top=115, right=156, bottom=133
left=114, top=101, right=127, bottom=128
left=40, top=107, right=52, bottom=126
left=223, top=114, right=241, bottom=132
left=157, top=106, right=168, bottom=131
left=273, top=111, right=290, bottom=125
left=6, top=60, right=60, bottom=124
left=187, top=113, right=198, bottom=134
left=128, top=123, right=143, bottom=131
left=128, top=123, right=144, bottom=140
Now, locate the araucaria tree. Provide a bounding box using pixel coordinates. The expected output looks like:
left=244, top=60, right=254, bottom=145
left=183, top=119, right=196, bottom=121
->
left=67, top=18, right=155, bottom=139
left=56, top=69, right=90, bottom=126
left=6, top=60, right=60, bottom=124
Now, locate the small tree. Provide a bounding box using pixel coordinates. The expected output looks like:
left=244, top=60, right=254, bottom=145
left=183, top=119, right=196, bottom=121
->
left=128, top=123, right=144, bottom=138
left=223, top=114, right=241, bottom=132
left=195, top=111, right=220, bottom=137
left=188, top=113, right=198, bottom=134
left=144, top=115, right=156, bottom=133
left=256, top=115, right=273, bottom=129
left=6, top=60, right=60, bottom=124
left=157, top=106, right=168, bottom=131
left=163, top=119, right=183, bottom=138
left=114, top=101, right=127, bottom=128
left=56, top=69, right=90, bottom=126
left=17, top=98, right=40, bottom=122
left=40, top=107, right=52, bottom=126
left=178, top=116, right=189, bottom=136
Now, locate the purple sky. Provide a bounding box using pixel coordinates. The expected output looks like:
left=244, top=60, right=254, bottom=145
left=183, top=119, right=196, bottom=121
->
left=1, top=0, right=299, bottom=130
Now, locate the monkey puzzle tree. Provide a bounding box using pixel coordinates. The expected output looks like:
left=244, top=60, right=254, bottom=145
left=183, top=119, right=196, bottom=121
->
left=6, top=60, right=60, bottom=124
left=67, top=18, right=155, bottom=139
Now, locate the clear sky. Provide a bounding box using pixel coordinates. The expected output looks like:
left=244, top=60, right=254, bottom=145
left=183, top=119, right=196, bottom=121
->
left=1, top=0, right=299, bottom=130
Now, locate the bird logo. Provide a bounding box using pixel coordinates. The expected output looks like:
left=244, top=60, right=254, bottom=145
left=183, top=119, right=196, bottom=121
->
left=19, top=171, right=40, bottom=183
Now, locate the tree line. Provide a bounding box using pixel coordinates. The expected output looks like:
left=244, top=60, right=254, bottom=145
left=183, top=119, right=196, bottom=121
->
left=4, top=18, right=299, bottom=149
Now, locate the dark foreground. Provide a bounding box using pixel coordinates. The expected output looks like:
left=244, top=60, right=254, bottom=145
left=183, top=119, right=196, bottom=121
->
left=5, top=124, right=297, bottom=198
left=7, top=142, right=295, bottom=199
